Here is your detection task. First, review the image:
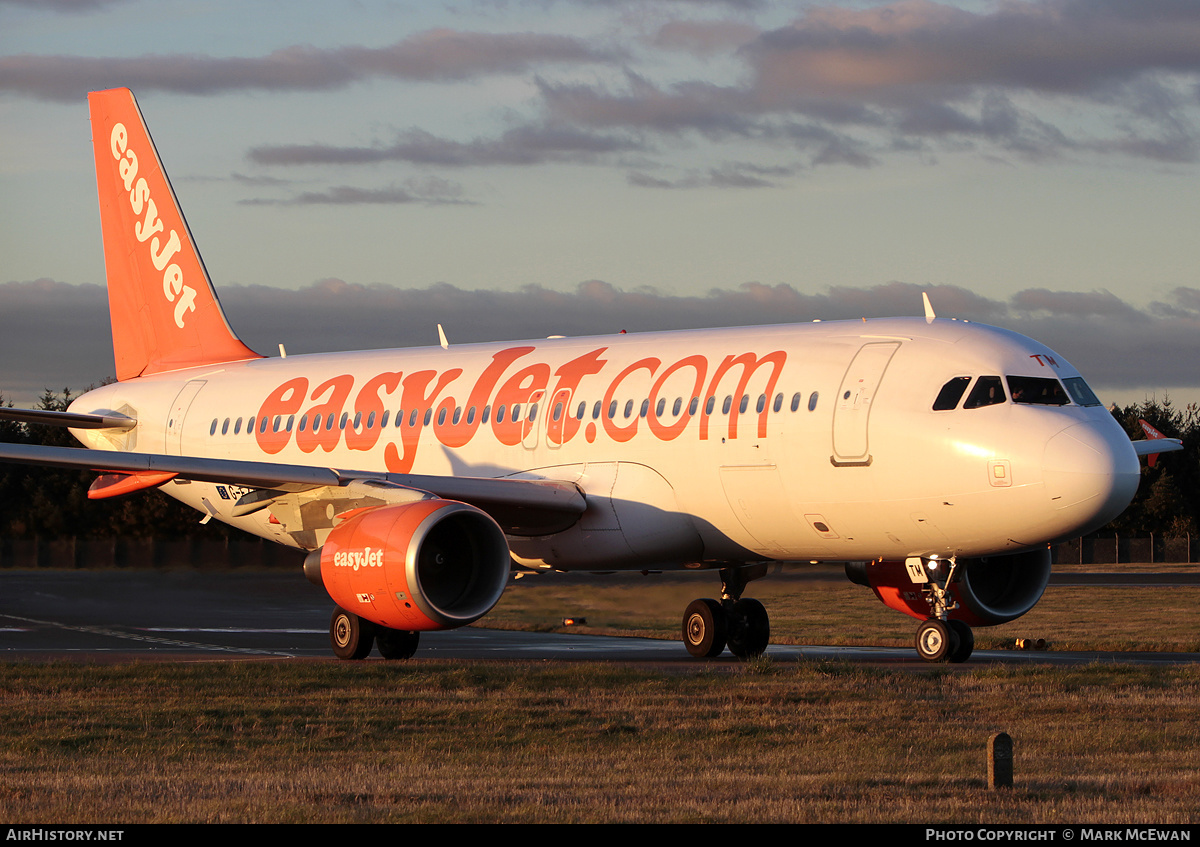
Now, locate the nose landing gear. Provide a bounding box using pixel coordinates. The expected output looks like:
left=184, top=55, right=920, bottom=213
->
left=910, top=556, right=974, bottom=663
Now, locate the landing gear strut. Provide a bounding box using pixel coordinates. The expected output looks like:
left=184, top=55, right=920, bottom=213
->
left=682, top=564, right=771, bottom=659
left=910, top=556, right=974, bottom=664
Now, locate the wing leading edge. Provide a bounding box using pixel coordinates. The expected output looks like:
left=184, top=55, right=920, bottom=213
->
left=0, top=442, right=585, bottom=536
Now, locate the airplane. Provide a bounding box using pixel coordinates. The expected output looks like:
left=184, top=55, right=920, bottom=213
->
left=0, top=88, right=1182, bottom=663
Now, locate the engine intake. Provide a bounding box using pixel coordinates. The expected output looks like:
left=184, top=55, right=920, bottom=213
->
left=305, top=499, right=511, bottom=631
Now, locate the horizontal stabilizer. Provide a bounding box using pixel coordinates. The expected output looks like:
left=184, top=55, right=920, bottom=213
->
left=0, top=407, right=136, bottom=431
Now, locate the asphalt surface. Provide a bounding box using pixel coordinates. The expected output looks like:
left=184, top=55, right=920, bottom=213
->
left=1, top=568, right=1197, bottom=667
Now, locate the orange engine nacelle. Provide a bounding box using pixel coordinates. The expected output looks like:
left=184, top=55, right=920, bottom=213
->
left=305, top=499, right=512, bottom=632
left=846, top=548, right=1052, bottom=627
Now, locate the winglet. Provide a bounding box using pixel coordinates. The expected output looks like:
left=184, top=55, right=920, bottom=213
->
left=89, top=88, right=261, bottom=380
left=922, top=291, right=936, bottom=323
left=437, top=323, right=449, bottom=349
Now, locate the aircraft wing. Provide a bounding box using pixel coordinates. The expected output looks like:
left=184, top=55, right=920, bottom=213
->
left=0, top=442, right=585, bottom=536
left=1132, top=418, right=1184, bottom=467
left=1132, top=438, right=1183, bottom=458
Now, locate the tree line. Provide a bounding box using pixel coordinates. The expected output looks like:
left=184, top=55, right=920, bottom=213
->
left=0, top=389, right=231, bottom=540
left=1, top=388, right=1197, bottom=541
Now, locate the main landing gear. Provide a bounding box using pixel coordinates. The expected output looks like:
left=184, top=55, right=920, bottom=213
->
left=330, top=606, right=420, bottom=661
left=682, top=564, right=771, bottom=659
left=910, top=556, right=974, bottom=664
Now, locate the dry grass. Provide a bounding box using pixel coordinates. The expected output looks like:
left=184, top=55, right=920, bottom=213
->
left=0, top=661, right=1197, bottom=823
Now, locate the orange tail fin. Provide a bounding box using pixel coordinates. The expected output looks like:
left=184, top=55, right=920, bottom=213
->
left=88, top=88, right=261, bottom=380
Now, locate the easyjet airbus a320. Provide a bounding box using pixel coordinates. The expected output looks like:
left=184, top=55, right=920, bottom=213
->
left=0, top=89, right=1180, bottom=662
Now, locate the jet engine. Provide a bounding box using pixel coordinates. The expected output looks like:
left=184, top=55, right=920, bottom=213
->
left=846, top=548, right=1052, bottom=627
left=304, top=499, right=512, bottom=631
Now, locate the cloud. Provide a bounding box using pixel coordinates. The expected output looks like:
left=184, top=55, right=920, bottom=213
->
left=628, top=162, right=794, bottom=189
left=249, top=125, right=645, bottom=168
left=748, top=0, right=1200, bottom=100
left=5, top=278, right=1200, bottom=405
left=0, top=0, right=128, bottom=10
left=0, top=30, right=619, bottom=102
left=652, top=20, right=761, bottom=55
left=1012, top=288, right=1146, bottom=320
left=529, top=1, right=1200, bottom=168
left=239, top=176, right=472, bottom=206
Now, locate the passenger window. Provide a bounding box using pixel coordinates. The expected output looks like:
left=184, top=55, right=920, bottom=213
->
left=773, top=393, right=783, bottom=413
left=791, top=393, right=801, bottom=412
left=963, top=376, right=1005, bottom=409
left=932, top=377, right=971, bottom=411
left=808, top=392, right=819, bottom=411
left=1008, top=376, right=1069, bottom=406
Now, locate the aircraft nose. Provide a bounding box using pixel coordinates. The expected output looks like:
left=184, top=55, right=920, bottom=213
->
left=1042, top=422, right=1140, bottom=534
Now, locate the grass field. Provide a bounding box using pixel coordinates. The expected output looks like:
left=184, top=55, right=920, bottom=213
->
left=0, top=567, right=1198, bottom=824
left=0, top=661, right=1196, bottom=823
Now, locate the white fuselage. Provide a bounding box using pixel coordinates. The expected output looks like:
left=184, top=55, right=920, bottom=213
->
left=69, top=317, right=1140, bottom=570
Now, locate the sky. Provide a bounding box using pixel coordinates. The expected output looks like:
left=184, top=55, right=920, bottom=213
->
left=2, top=0, right=1200, bottom=408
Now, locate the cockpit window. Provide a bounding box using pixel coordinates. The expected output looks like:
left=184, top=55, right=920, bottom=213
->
left=1062, top=376, right=1102, bottom=407
left=963, top=376, right=1005, bottom=409
left=1007, top=376, right=1069, bottom=406
left=932, top=377, right=971, bottom=411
